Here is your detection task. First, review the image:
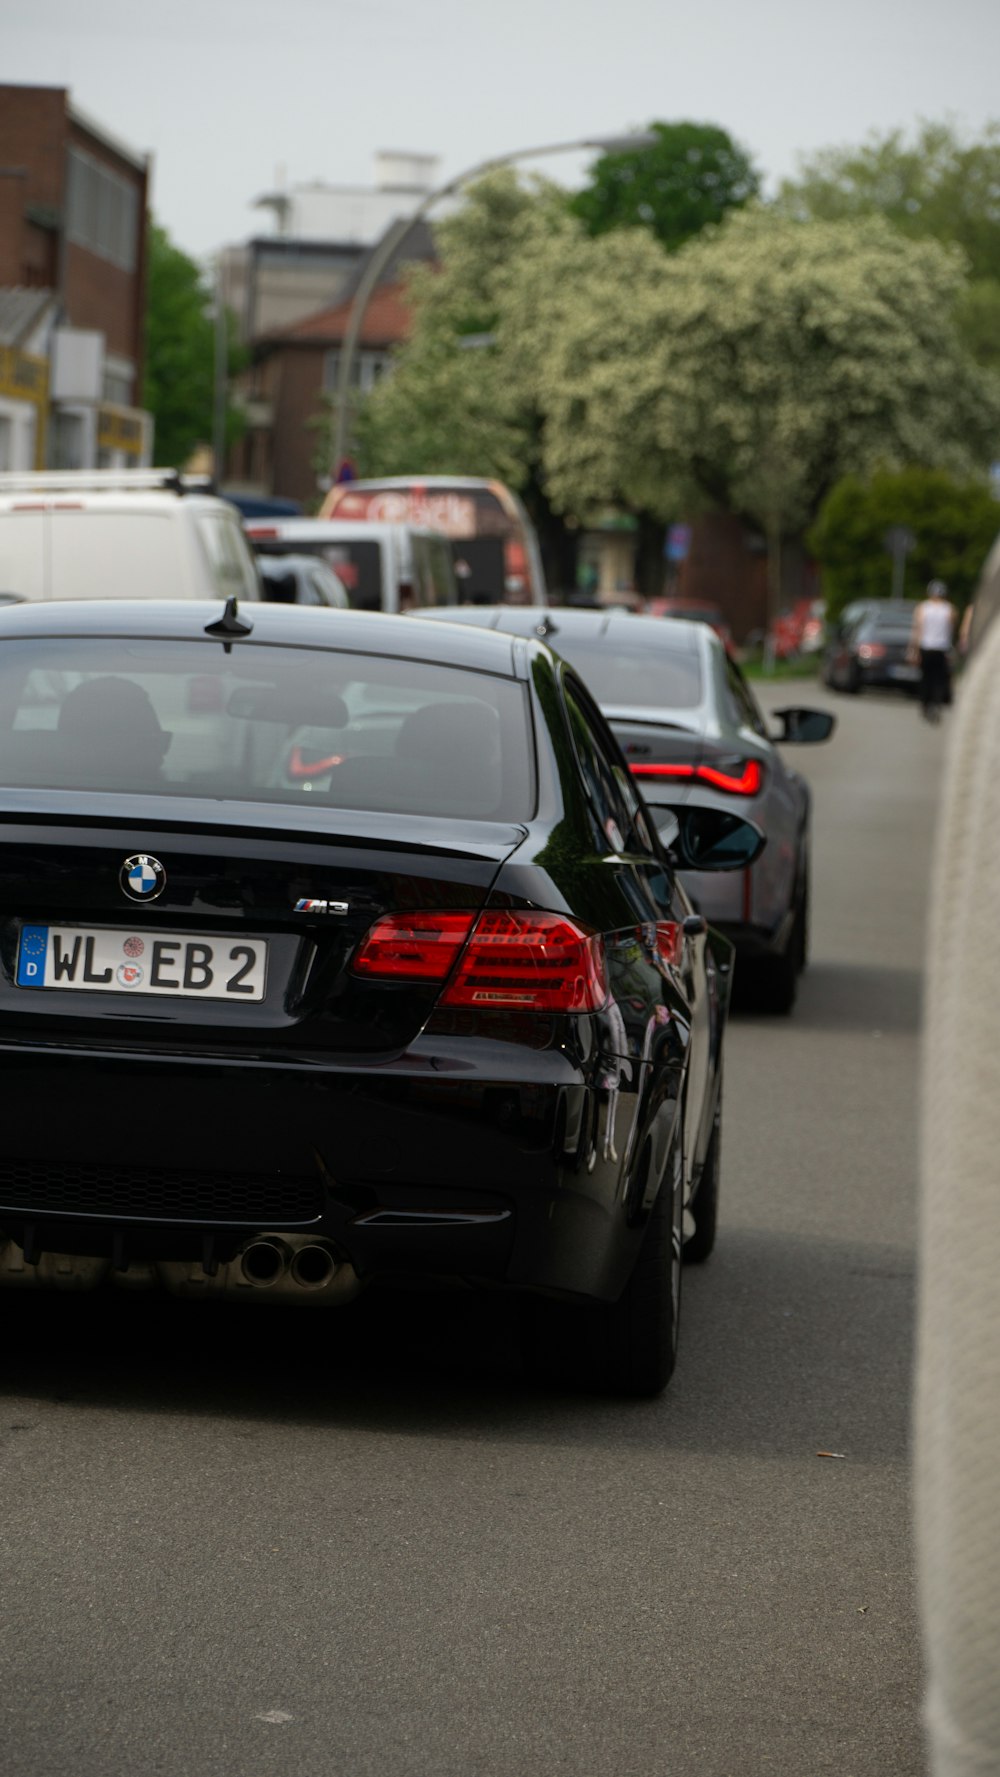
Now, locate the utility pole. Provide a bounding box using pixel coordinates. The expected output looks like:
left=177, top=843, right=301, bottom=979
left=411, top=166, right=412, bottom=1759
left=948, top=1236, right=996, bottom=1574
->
left=212, top=257, right=228, bottom=483
left=764, top=510, right=782, bottom=674
left=884, top=525, right=916, bottom=599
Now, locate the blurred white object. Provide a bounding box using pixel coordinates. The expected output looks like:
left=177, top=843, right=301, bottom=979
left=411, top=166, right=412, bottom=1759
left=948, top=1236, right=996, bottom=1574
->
left=916, top=614, right=1000, bottom=1773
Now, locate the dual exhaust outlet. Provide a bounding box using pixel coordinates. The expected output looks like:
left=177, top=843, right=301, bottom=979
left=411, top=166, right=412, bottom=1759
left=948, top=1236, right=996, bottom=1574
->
left=240, top=1236, right=340, bottom=1292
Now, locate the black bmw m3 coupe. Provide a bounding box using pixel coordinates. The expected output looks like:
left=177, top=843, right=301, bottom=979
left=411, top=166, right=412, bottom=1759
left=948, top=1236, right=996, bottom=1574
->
left=0, top=599, right=759, bottom=1394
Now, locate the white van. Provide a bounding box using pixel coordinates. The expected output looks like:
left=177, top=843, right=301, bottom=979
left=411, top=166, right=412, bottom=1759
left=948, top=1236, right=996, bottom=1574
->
left=0, top=470, right=261, bottom=603
left=243, top=517, right=456, bottom=614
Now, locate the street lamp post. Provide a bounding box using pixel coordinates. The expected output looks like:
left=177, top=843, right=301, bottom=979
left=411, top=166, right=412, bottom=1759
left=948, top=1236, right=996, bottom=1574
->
left=212, top=257, right=228, bottom=481
left=329, top=131, right=658, bottom=479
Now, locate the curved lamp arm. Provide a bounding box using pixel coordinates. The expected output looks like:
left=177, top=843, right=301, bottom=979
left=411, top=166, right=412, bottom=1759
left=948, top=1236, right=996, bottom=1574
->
left=329, top=131, right=658, bottom=477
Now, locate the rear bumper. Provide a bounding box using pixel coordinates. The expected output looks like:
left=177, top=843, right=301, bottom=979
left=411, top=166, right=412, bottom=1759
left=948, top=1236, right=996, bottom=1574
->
left=680, top=868, right=793, bottom=957
left=859, top=662, right=920, bottom=690
left=0, top=1034, right=679, bottom=1306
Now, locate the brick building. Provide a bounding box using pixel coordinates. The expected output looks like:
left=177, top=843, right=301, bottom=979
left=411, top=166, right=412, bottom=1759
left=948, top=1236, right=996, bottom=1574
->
left=0, top=84, right=152, bottom=469
left=229, top=281, right=415, bottom=507
left=227, top=222, right=435, bottom=508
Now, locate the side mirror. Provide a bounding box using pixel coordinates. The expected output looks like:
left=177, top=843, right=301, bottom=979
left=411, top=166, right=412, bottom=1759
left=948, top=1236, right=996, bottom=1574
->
left=771, top=706, right=836, bottom=744
left=655, top=806, right=766, bottom=872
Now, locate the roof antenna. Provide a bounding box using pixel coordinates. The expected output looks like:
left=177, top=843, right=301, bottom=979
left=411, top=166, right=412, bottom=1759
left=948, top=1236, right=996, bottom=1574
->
left=204, top=596, right=253, bottom=644
left=535, top=614, right=558, bottom=639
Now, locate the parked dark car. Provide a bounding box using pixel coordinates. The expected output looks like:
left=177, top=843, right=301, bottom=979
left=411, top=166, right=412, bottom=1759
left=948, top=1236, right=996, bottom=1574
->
left=0, top=598, right=759, bottom=1395
left=417, top=607, right=834, bottom=1014
left=823, top=600, right=920, bottom=694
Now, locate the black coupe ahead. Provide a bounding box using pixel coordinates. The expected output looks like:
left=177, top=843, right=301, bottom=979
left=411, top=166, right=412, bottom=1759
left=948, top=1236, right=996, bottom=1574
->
left=0, top=599, right=760, bottom=1395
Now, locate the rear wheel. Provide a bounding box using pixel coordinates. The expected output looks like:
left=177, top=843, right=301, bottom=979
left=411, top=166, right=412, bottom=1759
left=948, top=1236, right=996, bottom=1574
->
left=739, top=869, right=806, bottom=1016
left=523, top=1114, right=684, bottom=1398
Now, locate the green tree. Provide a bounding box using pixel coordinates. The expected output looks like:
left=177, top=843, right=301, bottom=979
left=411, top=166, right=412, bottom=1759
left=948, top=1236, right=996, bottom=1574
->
left=505, top=210, right=1000, bottom=528
left=808, top=468, right=1000, bottom=622
left=777, top=121, right=1000, bottom=368
left=143, top=222, right=244, bottom=468
left=354, top=179, right=1000, bottom=607
left=500, top=208, right=1000, bottom=606
left=955, top=279, right=1000, bottom=374
left=569, top=121, right=760, bottom=252
left=354, top=172, right=570, bottom=480
left=778, top=121, right=1000, bottom=279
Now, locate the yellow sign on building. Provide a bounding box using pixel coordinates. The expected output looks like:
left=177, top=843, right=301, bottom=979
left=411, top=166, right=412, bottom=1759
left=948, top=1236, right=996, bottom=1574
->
left=0, top=347, right=49, bottom=467
left=97, top=404, right=145, bottom=456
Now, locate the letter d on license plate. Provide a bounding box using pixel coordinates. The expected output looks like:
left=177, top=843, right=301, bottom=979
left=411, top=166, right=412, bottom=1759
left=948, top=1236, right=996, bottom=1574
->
left=16, top=924, right=267, bottom=1001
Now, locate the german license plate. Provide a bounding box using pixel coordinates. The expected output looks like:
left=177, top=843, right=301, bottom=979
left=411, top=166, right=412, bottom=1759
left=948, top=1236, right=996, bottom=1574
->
left=16, top=925, right=267, bottom=1001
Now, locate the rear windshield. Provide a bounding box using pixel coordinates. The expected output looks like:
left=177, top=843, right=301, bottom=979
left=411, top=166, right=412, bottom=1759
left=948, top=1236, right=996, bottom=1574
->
left=858, top=615, right=913, bottom=643
left=0, top=639, right=534, bottom=821
left=547, top=634, right=703, bottom=710
left=870, top=610, right=916, bottom=634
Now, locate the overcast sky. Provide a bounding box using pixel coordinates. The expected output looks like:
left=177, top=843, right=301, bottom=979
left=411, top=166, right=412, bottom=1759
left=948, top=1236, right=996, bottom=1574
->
left=6, top=0, right=1000, bottom=261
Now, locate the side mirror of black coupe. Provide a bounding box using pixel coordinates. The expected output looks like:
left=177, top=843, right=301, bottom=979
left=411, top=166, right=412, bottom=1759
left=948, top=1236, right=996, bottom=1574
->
left=655, top=806, right=766, bottom=872
left=771, top=706, right=836, bottom=744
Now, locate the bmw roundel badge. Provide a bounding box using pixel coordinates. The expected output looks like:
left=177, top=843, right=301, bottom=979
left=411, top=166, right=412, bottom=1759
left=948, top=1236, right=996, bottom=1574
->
left=121, top=854, right=166, bottom=903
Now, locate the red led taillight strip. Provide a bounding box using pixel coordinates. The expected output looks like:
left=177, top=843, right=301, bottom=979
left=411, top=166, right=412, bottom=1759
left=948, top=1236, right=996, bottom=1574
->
left=630, top=759, right=763, bottom=796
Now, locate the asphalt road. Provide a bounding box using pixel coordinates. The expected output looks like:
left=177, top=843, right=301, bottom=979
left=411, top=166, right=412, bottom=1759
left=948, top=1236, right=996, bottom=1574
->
left=0, top=678, right=945, bottom=1777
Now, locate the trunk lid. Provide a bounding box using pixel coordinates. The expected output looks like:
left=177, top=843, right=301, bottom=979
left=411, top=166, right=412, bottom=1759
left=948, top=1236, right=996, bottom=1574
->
left=0, top=791, right=524, bottom=1056
left=610, top=718, right=705, bottom=772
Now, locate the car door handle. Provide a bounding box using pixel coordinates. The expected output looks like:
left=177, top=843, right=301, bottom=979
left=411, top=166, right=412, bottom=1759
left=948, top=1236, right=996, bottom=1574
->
left=682, top=914, right=707, bottom=937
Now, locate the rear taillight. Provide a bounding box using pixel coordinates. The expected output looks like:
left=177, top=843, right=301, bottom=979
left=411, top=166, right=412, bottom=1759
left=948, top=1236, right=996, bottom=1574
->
left=441, top=911, right=607, bottom=1012
left=352, top=909, right=607, bottom=1011
left=630, top=759, right=763, bottom=796
left=352, top=912, right=474, bottom=981
left=857, top=643, right=887, bottom=662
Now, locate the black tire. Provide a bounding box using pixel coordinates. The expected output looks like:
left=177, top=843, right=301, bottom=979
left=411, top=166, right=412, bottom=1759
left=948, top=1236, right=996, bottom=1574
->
left=522, top=1115, right=684, bottom=1398
left=684, top=1084, right=720, bottom=1265
left=597, top=1122, right=683, bottom=1396
left=740, top=864, right=807, bottom=1015
left=739, top=939, right=797, bottom=1016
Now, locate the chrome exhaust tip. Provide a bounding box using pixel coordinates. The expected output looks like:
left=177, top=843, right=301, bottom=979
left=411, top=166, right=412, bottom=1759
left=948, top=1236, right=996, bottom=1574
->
left=240, top=1238, right=292, bottom=1287
left=289, top=1242, right=338, bottom=1291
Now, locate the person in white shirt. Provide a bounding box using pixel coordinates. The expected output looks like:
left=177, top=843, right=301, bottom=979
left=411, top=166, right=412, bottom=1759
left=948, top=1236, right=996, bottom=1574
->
left=910, top=580, right=958, bottom=722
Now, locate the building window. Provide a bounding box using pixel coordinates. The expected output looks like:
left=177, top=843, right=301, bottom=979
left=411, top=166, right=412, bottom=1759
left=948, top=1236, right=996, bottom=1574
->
left=66, top=148, right=139, bottom=272
left=102, top=358, right=135, bottom=406
left=52, top=411, right=87, bottom=470
left=323, top=350, right=391, bottom=395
